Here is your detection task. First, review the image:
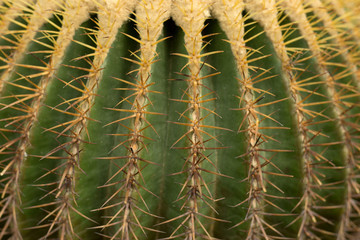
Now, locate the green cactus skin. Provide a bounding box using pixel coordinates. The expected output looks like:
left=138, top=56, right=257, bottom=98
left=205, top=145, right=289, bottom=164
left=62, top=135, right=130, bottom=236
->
left=0, top=0, right=359, bottom=239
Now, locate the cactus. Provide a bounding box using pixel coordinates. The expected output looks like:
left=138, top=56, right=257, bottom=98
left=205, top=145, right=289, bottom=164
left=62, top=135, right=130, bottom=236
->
left=0, top=0, right=359, bottom=239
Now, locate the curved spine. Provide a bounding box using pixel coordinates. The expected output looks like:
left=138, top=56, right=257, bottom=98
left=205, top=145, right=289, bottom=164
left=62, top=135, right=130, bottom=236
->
left=327, top=0, right=360, bottom=45
left=244, top=0, right=336, bottom=238
left=30, top=1, right=137, bottom=239
left=0, top=0, right=58, bottom=92
left=279, top=1, right=360, bottom=238
left=0, top=0, right=34, bottom=38
left=0, top=1, right=65, bottom=238
left=96, top=0, right=170, bottom=239
left=213, top=0, right=291, bottom=238
left=168, top=0, right=224, bottom=238
left=7, top=1, right=95, bottom=239
left=304, top=0, right=360, bottom=84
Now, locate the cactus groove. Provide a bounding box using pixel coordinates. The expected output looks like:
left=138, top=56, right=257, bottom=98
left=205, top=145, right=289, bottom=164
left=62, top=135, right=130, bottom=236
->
left=0, top=0, right=359, bottom=239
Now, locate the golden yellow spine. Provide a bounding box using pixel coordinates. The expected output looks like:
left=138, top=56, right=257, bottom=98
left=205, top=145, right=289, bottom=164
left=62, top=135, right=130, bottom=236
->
left=171, top=0, right=215, bottom=238
left=0, top=0, right=58, bottom=92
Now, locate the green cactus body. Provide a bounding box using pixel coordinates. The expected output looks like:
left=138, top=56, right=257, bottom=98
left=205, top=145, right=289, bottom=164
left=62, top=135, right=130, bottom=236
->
left=0, top=0, right=359, bottom=239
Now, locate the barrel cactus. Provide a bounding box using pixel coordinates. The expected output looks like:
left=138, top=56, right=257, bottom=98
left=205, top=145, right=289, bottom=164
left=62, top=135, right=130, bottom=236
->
left=0, top=0, right=359, bottom=239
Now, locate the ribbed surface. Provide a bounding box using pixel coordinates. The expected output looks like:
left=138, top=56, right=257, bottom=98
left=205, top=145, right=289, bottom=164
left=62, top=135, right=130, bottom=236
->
left=0, top=0, right=359, bottom=239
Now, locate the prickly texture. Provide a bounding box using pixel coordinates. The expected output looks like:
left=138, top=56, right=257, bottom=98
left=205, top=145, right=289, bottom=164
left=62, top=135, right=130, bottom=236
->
left=0, top=0, right=359, bottom=239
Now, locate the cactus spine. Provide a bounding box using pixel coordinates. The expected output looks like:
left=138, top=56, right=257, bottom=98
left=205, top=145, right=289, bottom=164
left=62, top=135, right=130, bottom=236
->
left=0, top=0, right=359, bottom=239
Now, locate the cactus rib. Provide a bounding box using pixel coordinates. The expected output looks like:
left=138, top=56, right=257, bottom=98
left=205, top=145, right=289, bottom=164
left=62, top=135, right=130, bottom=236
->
left=0, top=0, right=359, bottom=239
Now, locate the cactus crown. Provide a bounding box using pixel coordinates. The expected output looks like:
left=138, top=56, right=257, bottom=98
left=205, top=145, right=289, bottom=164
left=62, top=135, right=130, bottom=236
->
left=0, top=0, right=360, bottom=239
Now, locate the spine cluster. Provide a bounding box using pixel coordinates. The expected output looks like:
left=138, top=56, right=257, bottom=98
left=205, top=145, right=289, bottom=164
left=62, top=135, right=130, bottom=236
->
left=0, top=0, right=358, bottom=239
